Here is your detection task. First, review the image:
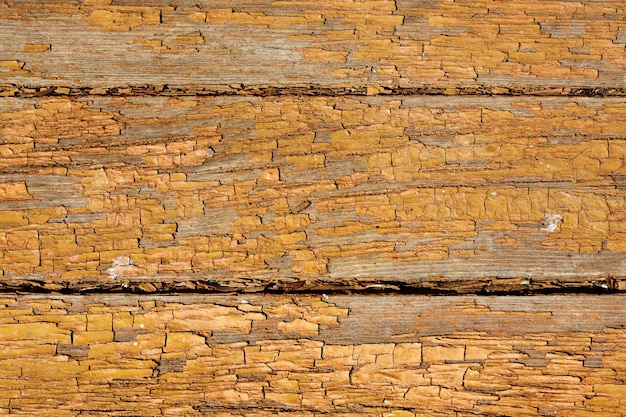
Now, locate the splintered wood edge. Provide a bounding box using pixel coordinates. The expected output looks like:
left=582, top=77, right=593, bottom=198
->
left=3, top=84, right=626, bottom=98
left=0, top=275, right=622, bottom=294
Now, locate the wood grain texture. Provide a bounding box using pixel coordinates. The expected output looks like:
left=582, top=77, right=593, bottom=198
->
left=1, top=294, right=626, bottom=416
left=1, top=0, right=625, bottom=92
left=1, top=95, right=625, bottom=292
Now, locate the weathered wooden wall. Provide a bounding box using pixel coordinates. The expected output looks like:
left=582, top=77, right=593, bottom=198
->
left=1, top=0, right=626, bottom=415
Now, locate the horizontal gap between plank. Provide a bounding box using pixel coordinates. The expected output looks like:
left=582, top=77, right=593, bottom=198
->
left=1, top=282, right=620, bottom=296
left=3, top=84, right=626, bottom=98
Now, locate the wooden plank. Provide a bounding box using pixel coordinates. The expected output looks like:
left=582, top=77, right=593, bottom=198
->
left=1, top=95, right=625, bottom=292
left=1, top=293, right=625, bottom=416
left=1, top=1, right=625, bottom=93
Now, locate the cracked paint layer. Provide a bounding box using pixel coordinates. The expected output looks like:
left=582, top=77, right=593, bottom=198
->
left=0, top=96, right=624, bottom=293
left=0, top=294, right=625, bottom=416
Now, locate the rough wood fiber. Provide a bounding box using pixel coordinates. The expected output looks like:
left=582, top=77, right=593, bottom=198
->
left=1, top=294, right=626, bottom=416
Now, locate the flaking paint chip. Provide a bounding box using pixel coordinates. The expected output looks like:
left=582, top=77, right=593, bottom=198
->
left=540, top=214, right=563, bottom=233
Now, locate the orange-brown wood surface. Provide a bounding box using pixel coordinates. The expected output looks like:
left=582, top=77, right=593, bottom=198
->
left=1, top=1, right=626, bottom=416
left=0, top=294, right=626, bottom=416
left=1, top=96, right=625, bottom=292
left=1, top=0, right=625, bottom=92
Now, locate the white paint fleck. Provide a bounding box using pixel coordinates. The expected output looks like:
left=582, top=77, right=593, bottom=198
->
left=139, top=323, right=145, bottom=329
left=540, top=214, right=563, bottom=232
left=491, top=191, right=498, bottom=196
left=133, top=342, right=138, bottom=346
left=240, top=299, right=249, bottom=304
left=107, top=256, right=132, bottom=280
left=520, top=280, right=531, bottom=286
left=601, top=283, right=609, bottom=289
